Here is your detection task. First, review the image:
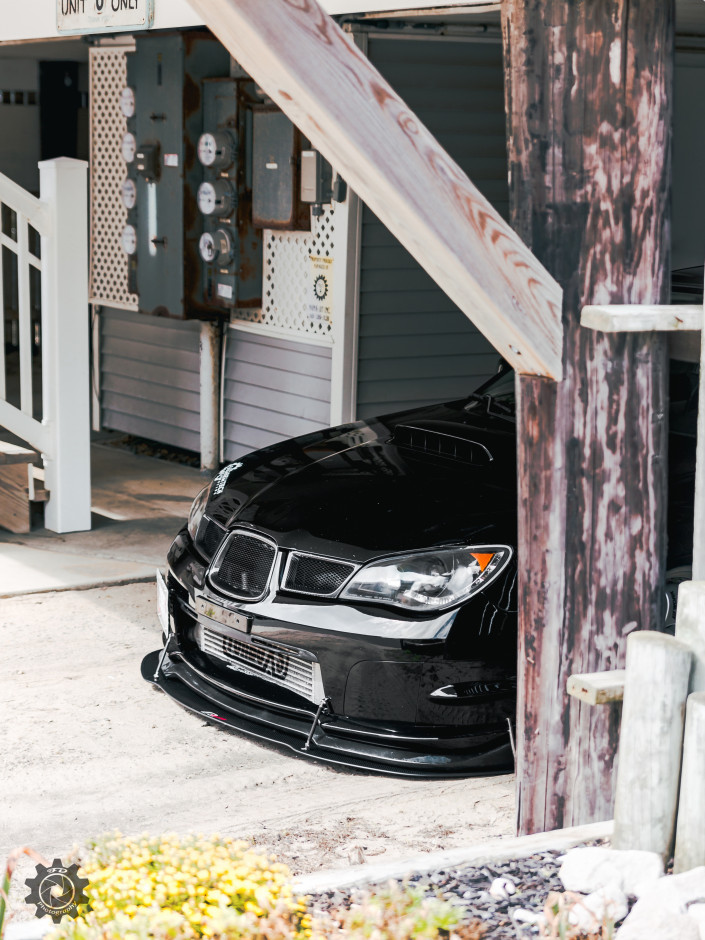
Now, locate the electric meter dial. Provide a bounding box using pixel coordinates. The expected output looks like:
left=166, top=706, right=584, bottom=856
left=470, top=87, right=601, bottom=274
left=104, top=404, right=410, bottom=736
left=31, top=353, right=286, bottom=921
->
left=199, top=232, right=217, bottom=263
left=119, top=86, right=136, bottom=118
left=121, top=178, right=137, bottom=210
left=213, top=227, right=236, bottom=266
left=121, top=132, right=137, bottom=164
left=197, top=131, right=237, bottom=170
left=197, top=180, right=237, bottom=218
left=121, top=224, right=137, bottom=256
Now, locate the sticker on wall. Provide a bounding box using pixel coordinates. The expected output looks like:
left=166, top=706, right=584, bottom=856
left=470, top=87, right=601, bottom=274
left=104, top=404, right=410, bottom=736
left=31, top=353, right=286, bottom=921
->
left=308, top=255, right=333, bottom=324
left=57, top=0, right=155, bottom=35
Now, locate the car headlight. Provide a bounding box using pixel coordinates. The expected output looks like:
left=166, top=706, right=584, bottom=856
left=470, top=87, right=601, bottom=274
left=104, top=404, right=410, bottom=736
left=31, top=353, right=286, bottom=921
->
left=187, top=485, right=210, bottom=542
left=340, top=545, right=512, bottom=611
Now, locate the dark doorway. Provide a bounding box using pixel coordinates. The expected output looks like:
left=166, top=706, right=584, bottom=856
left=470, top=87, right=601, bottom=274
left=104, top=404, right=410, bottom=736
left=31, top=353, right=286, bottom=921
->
left=39, top=61, right=80, bottom=160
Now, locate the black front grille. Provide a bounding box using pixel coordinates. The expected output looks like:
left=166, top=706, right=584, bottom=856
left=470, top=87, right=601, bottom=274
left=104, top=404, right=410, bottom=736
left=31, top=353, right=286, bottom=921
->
left=210, top=531, right=276, bottom=600
left=196, top=517, right=227, bottom=560
left=284, top=553, right=356, bottom=596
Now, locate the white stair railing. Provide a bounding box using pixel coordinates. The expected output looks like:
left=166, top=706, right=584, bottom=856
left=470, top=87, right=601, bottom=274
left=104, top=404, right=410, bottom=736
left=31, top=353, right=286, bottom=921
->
left=0, top=157, right=91, bottom=533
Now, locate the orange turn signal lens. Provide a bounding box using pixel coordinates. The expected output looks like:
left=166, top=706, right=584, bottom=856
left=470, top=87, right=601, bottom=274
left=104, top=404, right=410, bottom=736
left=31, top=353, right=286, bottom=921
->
left=470, top=552, right=494, bottom=572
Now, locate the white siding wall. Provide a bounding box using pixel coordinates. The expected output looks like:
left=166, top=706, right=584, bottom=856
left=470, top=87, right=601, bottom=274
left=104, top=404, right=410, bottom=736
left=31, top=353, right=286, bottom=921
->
left=222, top=328, right=332, bottom=460
left=100, top=307, right=202, bottom=452
left=356, top=36, right=507, bottom=418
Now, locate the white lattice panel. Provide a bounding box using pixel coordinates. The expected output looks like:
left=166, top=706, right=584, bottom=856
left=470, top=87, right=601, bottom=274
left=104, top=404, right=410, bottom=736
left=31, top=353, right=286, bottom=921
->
left=233, top=205, right=336, bottom=343
left=89, top=46, right=138, bottom=310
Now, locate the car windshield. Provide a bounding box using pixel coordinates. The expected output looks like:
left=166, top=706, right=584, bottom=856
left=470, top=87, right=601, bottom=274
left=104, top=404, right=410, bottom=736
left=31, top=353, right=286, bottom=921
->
left=464, top=368, right=516, bottom=418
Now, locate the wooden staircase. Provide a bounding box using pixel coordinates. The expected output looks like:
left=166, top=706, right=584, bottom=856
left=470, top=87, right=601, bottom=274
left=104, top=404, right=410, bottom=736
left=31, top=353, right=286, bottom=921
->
left=0, top=442, right=48, bottom=533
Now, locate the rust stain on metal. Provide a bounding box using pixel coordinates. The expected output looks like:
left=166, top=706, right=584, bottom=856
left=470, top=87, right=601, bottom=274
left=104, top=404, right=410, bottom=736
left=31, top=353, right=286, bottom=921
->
left=183, top=73, right=201, bottom=119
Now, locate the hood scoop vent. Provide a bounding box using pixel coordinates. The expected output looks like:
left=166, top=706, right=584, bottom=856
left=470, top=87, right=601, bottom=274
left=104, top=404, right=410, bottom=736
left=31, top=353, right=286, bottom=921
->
left=392, top=421, right=493, bottom=466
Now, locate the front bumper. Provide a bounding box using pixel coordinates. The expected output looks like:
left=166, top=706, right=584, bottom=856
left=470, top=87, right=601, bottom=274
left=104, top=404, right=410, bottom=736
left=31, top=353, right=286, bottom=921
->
left=141, top=533, right=515, bottom=777
left=142, top=649, right=512, bottom=777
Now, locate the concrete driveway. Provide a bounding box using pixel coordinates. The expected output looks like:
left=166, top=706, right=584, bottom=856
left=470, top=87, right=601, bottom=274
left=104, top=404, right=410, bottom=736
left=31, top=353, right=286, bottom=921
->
left=0, top=443, right=514, bottom=922
left=1, top=581, right=514, bottom=915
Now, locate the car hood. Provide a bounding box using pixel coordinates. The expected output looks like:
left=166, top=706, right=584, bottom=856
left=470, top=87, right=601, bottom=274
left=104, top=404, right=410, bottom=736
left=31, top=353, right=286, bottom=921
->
left=206, top=402, right=517, bottom=562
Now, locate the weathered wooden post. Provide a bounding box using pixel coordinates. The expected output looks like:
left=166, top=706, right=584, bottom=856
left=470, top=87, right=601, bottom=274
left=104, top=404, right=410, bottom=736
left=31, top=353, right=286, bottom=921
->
left=676, top=581, right=705, bottom=692
left=673, top=584, right=705, bottom=872
left=673, top=692, right=705, bottom=872
left=612, top=632, right=692, bottom=860
left=502, top=1, right=674, bottom=832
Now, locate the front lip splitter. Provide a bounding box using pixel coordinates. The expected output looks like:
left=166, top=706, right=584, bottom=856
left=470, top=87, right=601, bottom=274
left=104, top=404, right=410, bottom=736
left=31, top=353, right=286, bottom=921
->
left=141, top=648, right=513, bottom=778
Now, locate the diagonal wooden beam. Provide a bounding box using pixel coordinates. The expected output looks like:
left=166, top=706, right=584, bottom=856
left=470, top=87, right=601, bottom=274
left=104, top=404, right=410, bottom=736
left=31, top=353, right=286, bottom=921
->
left=187, top=0, right=563, bottom=379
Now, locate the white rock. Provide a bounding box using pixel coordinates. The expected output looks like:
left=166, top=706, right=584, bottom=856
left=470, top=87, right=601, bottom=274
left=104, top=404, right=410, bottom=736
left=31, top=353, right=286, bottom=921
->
left=559, top=846, right=664, bottom=896
left=569, top=883, right=629, bottom=932
left=616, top=909, right=700, bottom=940
left=688, top=903, right=705, bottom=940
left=489, top=876, right=516, bottom=899
left=560, top=846, right=617, bottom=892
left=569, top=901, right=601, bottom=934
left=612, top=850, right=667, bottom=897
left=668, top=866, right=705, bottom=905
left=512, top=908, right=544, bottom=926
left=616, top=867, right=705, bottom=940
left=4, top=924, right=53, bottom=940
left=643, top=867, right=705, bottom=911
left=348, top=844, right=365, bottom=865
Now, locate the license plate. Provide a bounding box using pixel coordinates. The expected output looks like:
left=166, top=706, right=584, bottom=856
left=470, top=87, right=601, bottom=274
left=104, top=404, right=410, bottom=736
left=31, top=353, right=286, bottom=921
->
left=195, top=596, right=251, bottom=633
left=156, top=569, right=169, bottom=636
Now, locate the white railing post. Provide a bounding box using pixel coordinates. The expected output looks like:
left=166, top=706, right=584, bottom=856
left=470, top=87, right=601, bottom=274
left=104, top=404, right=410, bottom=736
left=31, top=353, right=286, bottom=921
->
left=692, top=273, right=705, bottom=578
left=39, top=157, right=91, bottom=533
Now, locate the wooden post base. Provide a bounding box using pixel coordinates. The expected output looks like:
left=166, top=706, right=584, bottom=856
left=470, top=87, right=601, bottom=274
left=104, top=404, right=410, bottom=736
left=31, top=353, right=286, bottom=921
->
left=613, top=632, right=693, bottom=861
left=674, top=692, right=705, bottom=872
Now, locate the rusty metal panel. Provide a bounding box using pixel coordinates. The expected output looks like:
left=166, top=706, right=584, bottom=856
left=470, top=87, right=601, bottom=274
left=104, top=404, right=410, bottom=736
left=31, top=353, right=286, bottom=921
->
left=125, top=32, right=230, bottom=319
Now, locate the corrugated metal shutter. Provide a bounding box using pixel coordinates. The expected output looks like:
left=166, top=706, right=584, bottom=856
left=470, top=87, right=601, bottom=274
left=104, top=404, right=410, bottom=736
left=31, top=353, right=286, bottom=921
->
left=357, top=37, right=507, bottom=419
left=100, top=307, right=201, bottom=451
left=222, top=328, right=332, bottom=461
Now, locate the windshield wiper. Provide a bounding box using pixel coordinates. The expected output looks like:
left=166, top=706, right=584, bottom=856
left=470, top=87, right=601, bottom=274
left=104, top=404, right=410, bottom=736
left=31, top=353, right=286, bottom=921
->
left=464, top=393, right=515, bottom=422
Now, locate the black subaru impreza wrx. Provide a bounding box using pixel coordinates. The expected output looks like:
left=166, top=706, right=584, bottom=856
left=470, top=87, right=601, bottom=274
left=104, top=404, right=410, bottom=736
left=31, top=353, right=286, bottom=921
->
left=142, top=365, right=696, bottom=776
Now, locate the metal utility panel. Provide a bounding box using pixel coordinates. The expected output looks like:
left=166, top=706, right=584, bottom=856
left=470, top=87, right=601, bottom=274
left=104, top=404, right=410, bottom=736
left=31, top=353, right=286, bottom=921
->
left=252, top=110, right=309, bottom=230
left=124, top=32, right=230, bottom=319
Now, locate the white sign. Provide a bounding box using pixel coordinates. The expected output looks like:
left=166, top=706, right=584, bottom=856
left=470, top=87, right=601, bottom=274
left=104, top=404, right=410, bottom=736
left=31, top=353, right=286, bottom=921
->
left=57, top=0, right=154, bottom=34
left=308, top=255, right=333, bottom=324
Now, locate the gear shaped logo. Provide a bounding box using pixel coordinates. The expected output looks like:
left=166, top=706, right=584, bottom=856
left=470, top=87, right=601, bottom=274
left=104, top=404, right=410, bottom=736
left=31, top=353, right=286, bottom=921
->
left=313, top=274, right=328, bottom=300
left=25, top=859, right=90, bottom=924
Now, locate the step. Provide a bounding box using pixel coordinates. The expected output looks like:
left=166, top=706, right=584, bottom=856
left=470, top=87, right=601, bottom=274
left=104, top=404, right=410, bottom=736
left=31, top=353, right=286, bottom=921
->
left=0, top=442, right=46, bottom=534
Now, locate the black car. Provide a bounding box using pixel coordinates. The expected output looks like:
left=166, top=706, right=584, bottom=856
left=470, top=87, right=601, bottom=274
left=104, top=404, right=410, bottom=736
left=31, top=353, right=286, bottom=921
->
left=142, top=365, right=696, bottom=776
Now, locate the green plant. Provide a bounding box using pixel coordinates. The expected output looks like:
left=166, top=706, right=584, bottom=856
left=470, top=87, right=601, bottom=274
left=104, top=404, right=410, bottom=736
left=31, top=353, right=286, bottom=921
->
left=542, top=891, right=616, bottom=940
left=46, top=832, right=310, bottom=940
left=0, top=848, right=48, bottom=939
left=313, top=880, right=485, bottom=940
left=7, top=835, right=484, bottom=940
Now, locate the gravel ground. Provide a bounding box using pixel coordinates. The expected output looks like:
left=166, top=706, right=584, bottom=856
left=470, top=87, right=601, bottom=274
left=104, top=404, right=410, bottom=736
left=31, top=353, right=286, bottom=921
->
left=309, top=844, right=615, bottom=939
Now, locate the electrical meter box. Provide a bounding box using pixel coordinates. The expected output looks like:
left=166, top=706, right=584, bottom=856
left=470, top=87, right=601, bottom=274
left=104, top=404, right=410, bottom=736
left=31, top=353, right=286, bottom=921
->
left=252, top=109, right=310, bottom=230
left=196, top=77, right=263, bottom=313
left=122, top=32, right=230, bottom=319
